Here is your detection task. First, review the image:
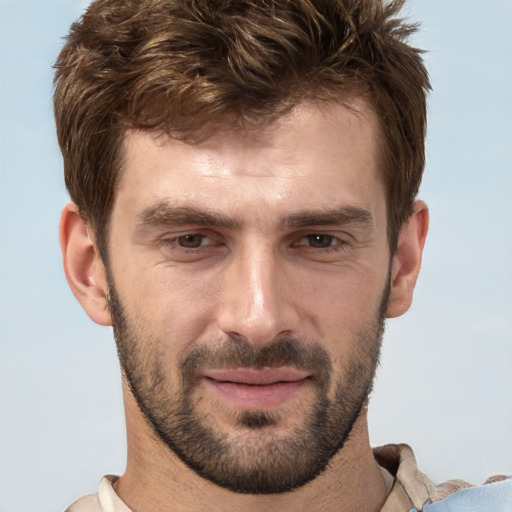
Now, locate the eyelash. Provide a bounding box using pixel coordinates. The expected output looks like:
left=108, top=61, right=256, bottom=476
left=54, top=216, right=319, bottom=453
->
left=160, top=233, right=214, bottom=250
left=159, top=232, right=347, bottom=253
left=291, top=234, right=346, bottom=252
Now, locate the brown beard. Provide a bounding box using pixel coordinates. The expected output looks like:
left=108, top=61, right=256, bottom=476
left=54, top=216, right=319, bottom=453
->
left=107, top=276, right=388, bottom=494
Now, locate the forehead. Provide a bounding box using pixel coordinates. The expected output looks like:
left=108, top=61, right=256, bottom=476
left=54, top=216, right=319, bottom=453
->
left=115, top=100, right=384, bottom=223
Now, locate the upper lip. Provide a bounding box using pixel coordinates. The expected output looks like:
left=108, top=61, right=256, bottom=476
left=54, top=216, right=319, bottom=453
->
left=203, top=368, right=310, bottom=385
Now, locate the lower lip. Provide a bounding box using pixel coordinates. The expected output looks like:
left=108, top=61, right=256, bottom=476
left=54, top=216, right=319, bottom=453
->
left=203, top=378, right=309, bottom=409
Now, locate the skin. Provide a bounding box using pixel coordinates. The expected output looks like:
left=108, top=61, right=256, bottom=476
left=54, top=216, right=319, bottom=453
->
left=60, top=100, right=428, bottom=512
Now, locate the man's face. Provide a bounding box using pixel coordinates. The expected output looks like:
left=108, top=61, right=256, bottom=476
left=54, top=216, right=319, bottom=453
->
left=105, top=101, right=391, bottom=493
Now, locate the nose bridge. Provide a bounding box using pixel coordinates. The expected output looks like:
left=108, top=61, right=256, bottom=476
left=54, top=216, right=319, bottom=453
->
left=217, top=238, right=298, bottom=345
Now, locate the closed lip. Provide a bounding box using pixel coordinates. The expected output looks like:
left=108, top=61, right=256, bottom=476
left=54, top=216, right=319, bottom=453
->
left=203, top=367, right=310, bottom=385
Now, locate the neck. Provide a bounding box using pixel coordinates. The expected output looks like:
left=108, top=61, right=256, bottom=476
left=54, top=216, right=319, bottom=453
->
left=115, top=382, right=388, bottom=512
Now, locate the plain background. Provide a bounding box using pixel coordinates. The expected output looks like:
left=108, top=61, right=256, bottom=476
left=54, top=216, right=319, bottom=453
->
left=0, top=1, right=511, bottom=511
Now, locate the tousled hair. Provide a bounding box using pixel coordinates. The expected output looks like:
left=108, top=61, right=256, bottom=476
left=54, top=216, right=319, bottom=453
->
left=53, top=0, right=430, bottom=256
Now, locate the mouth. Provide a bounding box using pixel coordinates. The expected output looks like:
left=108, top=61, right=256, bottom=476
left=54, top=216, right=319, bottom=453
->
left=202, top=368, right=311, bottom=409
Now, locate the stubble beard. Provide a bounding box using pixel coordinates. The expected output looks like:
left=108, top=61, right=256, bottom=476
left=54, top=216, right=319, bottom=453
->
left=107, top=279, right=388, bottom=495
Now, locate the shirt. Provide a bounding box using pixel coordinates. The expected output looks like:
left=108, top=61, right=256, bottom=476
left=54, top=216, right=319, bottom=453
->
left=66, top=444, right=511, bottom=512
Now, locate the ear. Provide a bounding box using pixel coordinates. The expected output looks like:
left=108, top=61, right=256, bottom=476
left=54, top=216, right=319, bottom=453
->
left=59, top=202, right=112, bottom=326
left=386, top=200, right=429, bottom=318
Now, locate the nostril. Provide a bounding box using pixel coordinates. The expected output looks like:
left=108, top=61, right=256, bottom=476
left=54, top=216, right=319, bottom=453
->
left=224, top=331, right=250, bottom=344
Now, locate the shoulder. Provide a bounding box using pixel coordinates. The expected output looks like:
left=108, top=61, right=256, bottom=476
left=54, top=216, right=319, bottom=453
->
left=66, top=475, right=130, bottom=512
left=66, top=493, right=102, bottom=512
left=421, top=477, right=512, bottom=512
left=374, top=444, right=512, bottom=512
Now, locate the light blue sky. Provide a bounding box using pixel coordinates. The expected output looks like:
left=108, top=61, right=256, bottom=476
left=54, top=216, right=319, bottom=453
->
left=0, top=1, right=511, bottom=511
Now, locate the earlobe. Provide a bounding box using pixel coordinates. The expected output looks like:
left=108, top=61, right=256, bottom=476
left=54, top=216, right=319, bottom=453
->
left=59, top=202, right=112, bottom=326
left=386, top=201, right=429, bottom=319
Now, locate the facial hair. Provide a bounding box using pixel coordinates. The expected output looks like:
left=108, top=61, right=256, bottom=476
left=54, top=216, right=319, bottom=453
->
left=107, top=277, right=388, bottom=495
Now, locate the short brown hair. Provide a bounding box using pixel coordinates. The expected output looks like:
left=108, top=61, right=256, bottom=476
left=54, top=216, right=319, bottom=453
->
left=53, top=0, right=430, bottom=257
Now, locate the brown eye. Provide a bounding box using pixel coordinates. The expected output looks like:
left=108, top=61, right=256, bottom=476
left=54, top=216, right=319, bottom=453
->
left=306, top=234, right=335, bottom=248
left=177, top=234, right=207, bottom=248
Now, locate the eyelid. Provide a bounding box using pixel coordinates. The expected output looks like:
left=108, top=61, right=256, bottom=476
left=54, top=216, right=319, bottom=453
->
left=160, top=231, right=215, bottom=247
left=288, top=232, right=350, bottom=255
left=298, top=234, right=339, bottom=245
left=291, top=229, right=348, bottom=242
left=156, top=230, right=226, bottom=262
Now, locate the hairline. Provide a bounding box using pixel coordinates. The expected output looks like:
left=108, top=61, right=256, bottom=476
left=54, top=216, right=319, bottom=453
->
left=93, top=95, right=404, bottom=267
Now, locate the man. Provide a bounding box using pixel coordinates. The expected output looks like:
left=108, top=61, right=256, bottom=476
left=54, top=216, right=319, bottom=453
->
left=54, top=0, right=511, bottom=511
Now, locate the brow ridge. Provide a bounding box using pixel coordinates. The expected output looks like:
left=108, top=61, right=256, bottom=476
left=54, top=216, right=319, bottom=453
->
left=284, top=207, right=374, bottom=228
left=138, top=203, right=239, bottom=229
left=137, top=202, right=374, bottom=231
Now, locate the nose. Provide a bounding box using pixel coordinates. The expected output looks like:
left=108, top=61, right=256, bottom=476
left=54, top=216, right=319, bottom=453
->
left=217, top=241, right=301, bottom=346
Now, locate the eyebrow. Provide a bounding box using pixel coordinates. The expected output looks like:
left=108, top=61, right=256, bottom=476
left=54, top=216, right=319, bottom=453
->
left=137, top=203, right=240, bottom=229
left=284, top=207, right=374, bottom=229
left=137, top=202, right=374, bottom=231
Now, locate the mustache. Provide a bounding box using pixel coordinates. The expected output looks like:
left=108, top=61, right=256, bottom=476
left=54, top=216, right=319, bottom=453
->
left=180, top=336, right=332, bottom=388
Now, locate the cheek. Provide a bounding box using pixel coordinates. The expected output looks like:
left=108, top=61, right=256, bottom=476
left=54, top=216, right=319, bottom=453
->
left=293, top=264, right=385, bottom=334
left=113, top=262, right=220, bottom=358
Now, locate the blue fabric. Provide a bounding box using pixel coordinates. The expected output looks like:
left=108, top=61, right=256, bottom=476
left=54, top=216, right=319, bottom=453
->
left=409, top=479, right=512, bottom=512
left=410, top=479, right=512, bottom=512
